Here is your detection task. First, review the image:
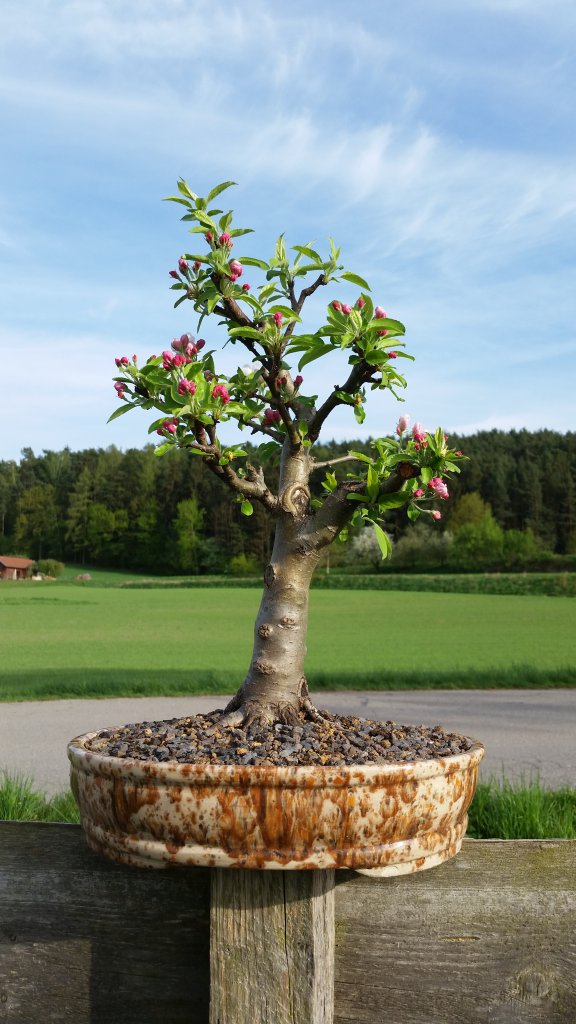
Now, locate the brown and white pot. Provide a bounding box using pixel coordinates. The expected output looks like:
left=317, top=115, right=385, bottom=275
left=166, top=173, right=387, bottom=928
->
left=68, top=729, right=483, bottom=877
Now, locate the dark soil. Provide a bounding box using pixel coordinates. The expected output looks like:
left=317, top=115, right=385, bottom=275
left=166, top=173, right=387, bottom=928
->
left=85, top=709, right=477, bottom=767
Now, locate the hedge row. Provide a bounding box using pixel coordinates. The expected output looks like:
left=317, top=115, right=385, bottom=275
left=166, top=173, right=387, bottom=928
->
left=116, top=572, right=576, bottom=597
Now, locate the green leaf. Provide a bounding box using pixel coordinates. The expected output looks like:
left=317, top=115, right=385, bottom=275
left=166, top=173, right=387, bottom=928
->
left=407, top=506, right=421, bottom=522
left=228, top=326, right=266, bottom=342
left=292, top=244, right=322, bottom=263
left=298, top=344, right=334, bottom=370
left=229, top=228, right=254, bottom=237
left=174, top=295, right=188, bottom=308
left=339, top=271, right=371, bottom=291
left=240, top=499, right=254, bottom=516
left=366, top=465, right=379, bottom=502
left=177, top=179, right=198, bottom=201
left=107, top=402, right=137, bottom=423
left=365, top=317, right=406, bottom=335
left=368, top=519, right=392, bottom=559
left=206, top=180, right=237, bottom=202
left=349, top=450, right=373, bottom=464
left=354, top=403, right=366, bottom=424
left=240, top=256, right=270, bottom=270
left=154, top=442, right=172, bottom=457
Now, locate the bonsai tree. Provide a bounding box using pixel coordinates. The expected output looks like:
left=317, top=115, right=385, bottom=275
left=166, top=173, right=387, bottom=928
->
left=112, top=180, right=462, bottom=728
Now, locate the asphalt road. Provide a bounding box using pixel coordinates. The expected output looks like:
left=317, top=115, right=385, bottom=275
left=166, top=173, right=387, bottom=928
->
left=1, top=690, right=574, bottom=796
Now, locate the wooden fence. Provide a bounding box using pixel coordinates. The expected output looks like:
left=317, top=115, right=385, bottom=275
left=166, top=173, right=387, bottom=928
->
left=0, top=822, right=575, bottom=1023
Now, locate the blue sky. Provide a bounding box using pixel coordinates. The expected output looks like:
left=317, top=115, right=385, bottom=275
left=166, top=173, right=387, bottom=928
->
left=1, top=0, right=575, bottom=462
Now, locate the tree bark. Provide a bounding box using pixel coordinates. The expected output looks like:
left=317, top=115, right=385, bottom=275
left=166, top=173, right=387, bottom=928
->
left=224, top=444, right=321, bottom=724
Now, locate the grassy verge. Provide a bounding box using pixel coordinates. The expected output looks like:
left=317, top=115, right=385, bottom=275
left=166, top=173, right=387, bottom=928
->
left=1, top=772, right=574, bottom=838
left=467, top=778, right=576, bottom=839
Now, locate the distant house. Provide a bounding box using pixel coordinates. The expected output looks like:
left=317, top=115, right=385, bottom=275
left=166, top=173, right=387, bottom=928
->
left=0, top=557, right=35, bottom=580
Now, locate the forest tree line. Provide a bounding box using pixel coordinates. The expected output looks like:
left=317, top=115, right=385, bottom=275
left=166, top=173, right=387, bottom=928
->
left=0, top=429, right=575, bottom=574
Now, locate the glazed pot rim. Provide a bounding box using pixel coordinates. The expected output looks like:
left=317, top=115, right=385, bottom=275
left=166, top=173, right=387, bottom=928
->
left=68, top=728, right=484, bottom=788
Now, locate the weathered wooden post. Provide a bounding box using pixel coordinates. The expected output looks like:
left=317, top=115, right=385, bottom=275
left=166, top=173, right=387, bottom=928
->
left=210, top=869, right=335, bottom=1024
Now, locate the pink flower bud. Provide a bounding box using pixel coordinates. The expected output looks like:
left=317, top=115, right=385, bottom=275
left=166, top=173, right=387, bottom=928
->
left=196, top=338, right=206, bottom=350
left=121, top=356, right=129, bottom=365
left=177, top=378, right=197, bottom=396
left=413, top=488, right=425, bottom=498
left=242, top=283, right=251, bottom=291
left=178, top=258, right=188, bottom=273
left=204, top=370, right=214, bottom=382
left=388, top=350, right=398, bottom=358
left=429, top=477, right=449, bottom=500
left=332, top=300, right=342, bottom=311
left=357, top=297, right=365, bottom=309
left=396, top=415, right=410, bottom=434
left=377, top=329, right=388, bottom=337
left=229, top=259, right=243, bottom=279
left=412, top=422, right=426, bottom=442
left=114, top=358, right=121, bottom=367
left=455, top=450, right=463, bottom=457
left=219, top=232, right=232, bottom=246
left=212, top=384, right=230, bottom=403
left=374, top=306, right=387, bottom=319
left=294, top=375, right=303, bottom=387
left=431, top=510, right=442, bottom=521
left=205, top=232, right=213, bottom=243
left=341, top=304, right=351, bottom=314
left=113, top=381, right=125, bottom=395
left=169, top=270, right=180, bottom=279
left=273, top=311, right=283, bottom=327
left=264, top=408, right=281, bottom=424
left=185, top=342, right=197, bottom=358
left=193, top=261, right=201, bottom=271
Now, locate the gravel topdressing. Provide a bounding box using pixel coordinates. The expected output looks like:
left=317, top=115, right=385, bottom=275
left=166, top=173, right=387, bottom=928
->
left=84, top=709, right=477, bottom=767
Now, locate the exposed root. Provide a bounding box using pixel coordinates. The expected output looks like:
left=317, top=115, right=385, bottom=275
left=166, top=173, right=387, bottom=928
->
left=211, top=692, right=329, bottom=731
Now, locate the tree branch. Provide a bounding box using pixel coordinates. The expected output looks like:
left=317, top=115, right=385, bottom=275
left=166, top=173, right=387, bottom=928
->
left=312, top=454, right=363, bottom=471
left=307, top=360, right=372, bottom=443
left=303, top=464, right=419, bottom=551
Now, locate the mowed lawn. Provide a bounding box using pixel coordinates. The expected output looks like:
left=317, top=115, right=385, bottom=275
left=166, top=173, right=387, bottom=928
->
left=1, top=584, right=575, bottom=699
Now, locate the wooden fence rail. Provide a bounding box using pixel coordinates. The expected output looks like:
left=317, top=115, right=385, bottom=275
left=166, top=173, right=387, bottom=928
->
left=0, top=823, right=575, bottom=1023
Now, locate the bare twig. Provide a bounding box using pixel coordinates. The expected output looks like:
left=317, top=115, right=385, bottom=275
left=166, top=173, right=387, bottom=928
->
left=312, top=454, right=363, bottom=471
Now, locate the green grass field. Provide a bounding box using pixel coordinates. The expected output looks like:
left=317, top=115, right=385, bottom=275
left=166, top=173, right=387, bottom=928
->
left=1, top=583, right=575, bottom=699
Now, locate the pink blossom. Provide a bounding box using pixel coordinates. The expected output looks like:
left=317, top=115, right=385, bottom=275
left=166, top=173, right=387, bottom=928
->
left=429, top=477, right=450, bottom=500
left=357, top=297, right=365, bottom=309
left=242, top=283, right=251, bottom=291
left=275, top=376, right=287, bottom=389
left=177, top=378, right=197, bottom=397
left=412, top=422, right=426, bottom=442
left=212, top=384, right=230, bottom=404
left=273, top=311, right=283, bottom=327
left=157, top=418, right=179, bottom=435
left=172, top=333, right=195, bottom=353
left=374, top=306, right=387, bottom=319
left=229, top=259, right=243, bottom=279
left=219, top=232, right=232, bottom=247
left=185, top=342, right=197, bottom=358
left=332, top=300, right=342, bottom=311
left=169, top=270, right=180, bottom=279
left=396, top=414, right=410, bottom=435
left=413, top=488, right=425, bottom=498
left=178, top=258, right=188, bottom=273
left=113, top=382, right=125, bottom=398
left=264, top=408, right=281, bottom=424
left=341, top=304, right=352, bottom=314
left=172, top=354, right=186, bottom=368
left=431, top=510, right=442, bottom=521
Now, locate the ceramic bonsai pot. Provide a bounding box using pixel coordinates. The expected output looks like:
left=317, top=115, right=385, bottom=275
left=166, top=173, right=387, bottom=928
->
left=68, top=728, right=484, bottom=877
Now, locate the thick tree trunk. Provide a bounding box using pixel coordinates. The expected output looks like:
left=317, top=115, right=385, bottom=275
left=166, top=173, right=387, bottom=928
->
left=224, top=445, right=321, bottom=724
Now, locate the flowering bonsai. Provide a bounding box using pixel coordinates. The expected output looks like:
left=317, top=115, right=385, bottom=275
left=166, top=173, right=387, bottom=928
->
left=112, top=180, right=463, bottom=729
